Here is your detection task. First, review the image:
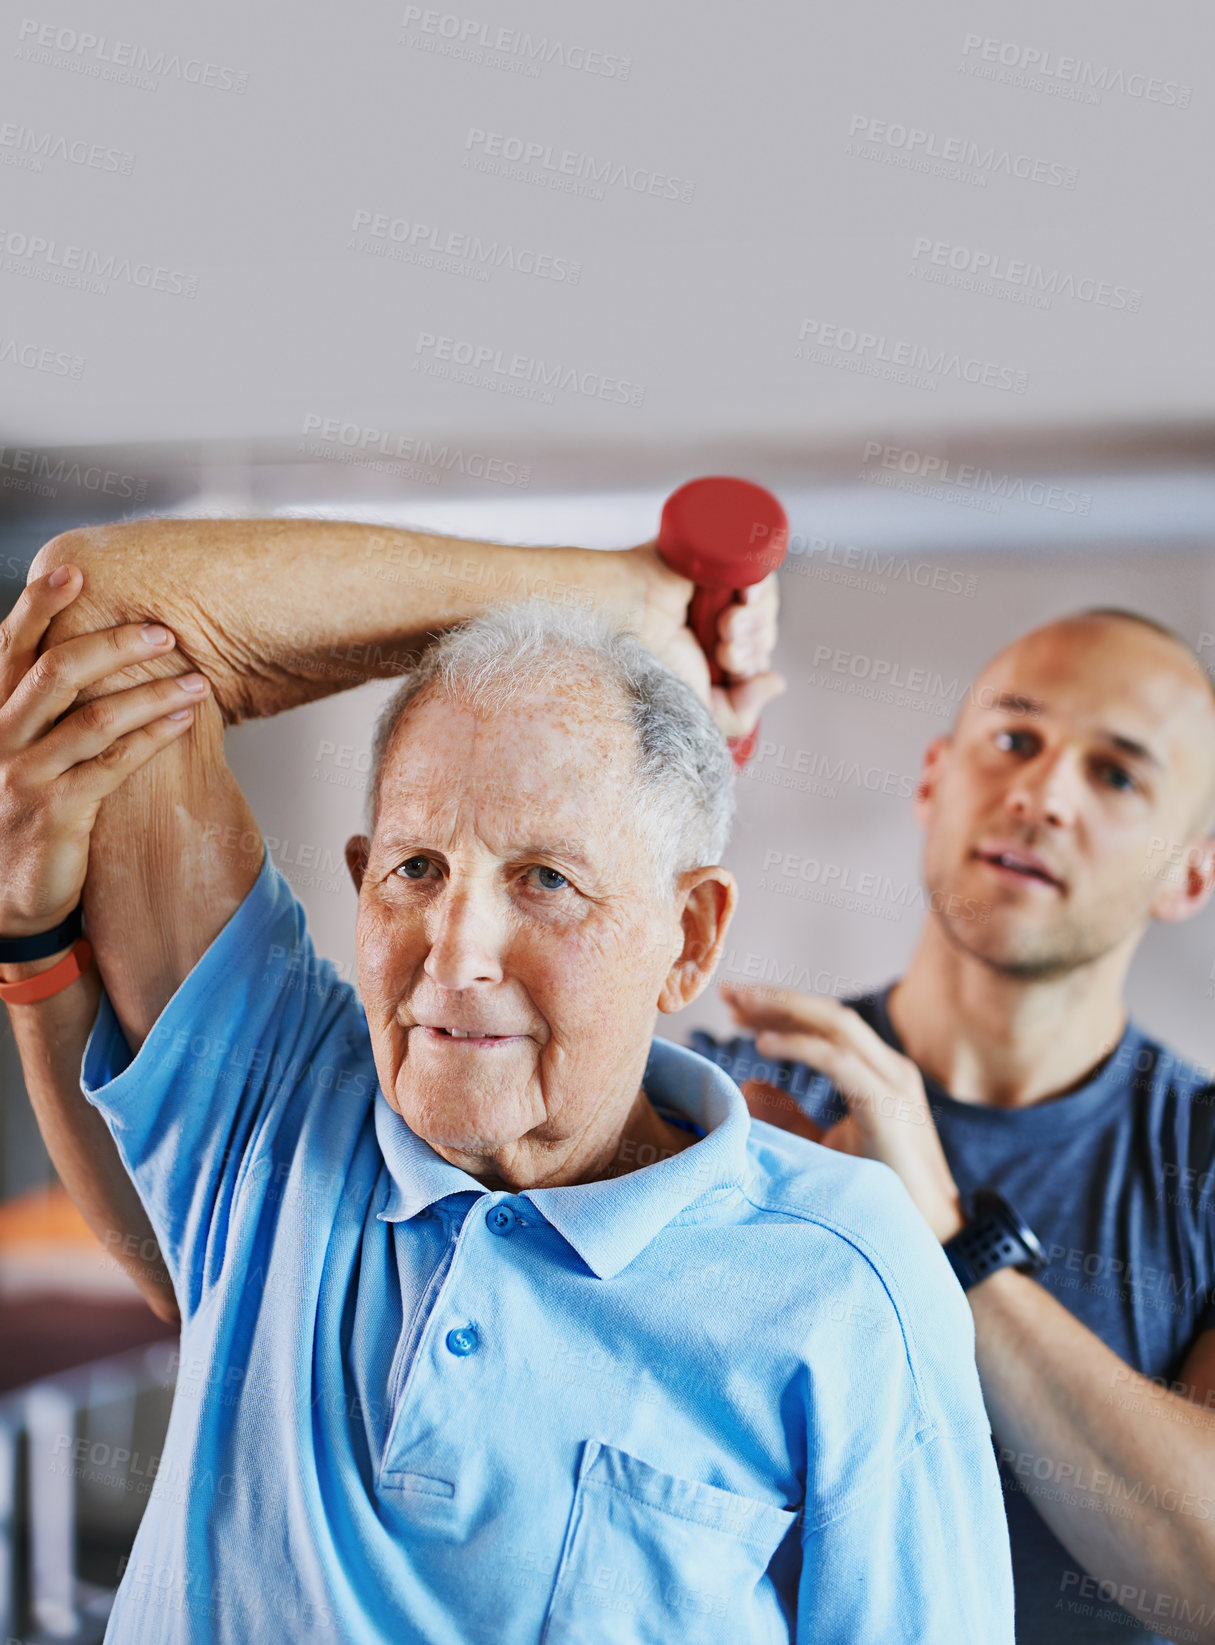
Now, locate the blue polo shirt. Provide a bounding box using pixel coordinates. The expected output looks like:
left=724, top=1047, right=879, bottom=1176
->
left=81, top=849, right=1014, bottom=1643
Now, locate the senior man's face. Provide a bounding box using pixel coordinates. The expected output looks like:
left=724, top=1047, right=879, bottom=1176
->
left=344, top=684, right=734, bottom=1187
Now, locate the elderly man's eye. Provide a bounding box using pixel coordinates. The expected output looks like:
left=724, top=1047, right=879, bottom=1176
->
left=394, top=855, right=433, bottom=880
left=529, top=865, right=569, bottom=891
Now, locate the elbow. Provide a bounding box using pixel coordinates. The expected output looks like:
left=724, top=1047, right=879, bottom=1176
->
left=28, top=529, right=129, bottom=658
left=28, top=524, right=240, bottom=725
left=143, top=1285, right=182, bottom=1331
left=28, top=526, right=103, bottom=588
left=28, top=529, right=116, bottom=646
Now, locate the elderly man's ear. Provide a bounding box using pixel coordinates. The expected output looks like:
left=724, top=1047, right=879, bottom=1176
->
left=346, top=835, right=370, bottom=891
left=657, top=868, right=738, bottom=1014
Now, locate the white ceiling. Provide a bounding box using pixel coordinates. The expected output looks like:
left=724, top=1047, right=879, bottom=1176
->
left=4, top=0, right=1214, bottom=456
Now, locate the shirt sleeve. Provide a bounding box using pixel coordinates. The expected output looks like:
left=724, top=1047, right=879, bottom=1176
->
left=79, top=846, right=373, bottom=1321
left=790, top=1181, right=1016, bottom=1643
left=795, top=1422, right=1015, bottom=1643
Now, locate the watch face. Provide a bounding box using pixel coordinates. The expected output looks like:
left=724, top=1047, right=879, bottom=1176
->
left=1018, top=1222, right=1046, bottom=1265
left=974, top=1189, right=1045, bottom=1272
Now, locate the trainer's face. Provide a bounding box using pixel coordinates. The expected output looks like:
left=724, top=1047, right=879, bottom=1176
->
left=345, top=684, right=732, bottom=1185
left=916, top=617, right=1215, bottom=977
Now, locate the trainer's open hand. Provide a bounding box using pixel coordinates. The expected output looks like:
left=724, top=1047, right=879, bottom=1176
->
left=721, top=983, right=965, bottom=1242
left=0, top=565, right=210, bottom=943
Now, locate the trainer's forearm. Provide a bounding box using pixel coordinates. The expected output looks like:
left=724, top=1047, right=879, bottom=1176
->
left=31, top=519, right=642, bottom=725
left=1, top=955, right=179, bottom=1324
left=972, top=1268, right=1215, bottom=1639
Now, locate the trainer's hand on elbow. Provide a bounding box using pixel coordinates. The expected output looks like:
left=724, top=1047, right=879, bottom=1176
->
left=0, top=565, right=211, bottom=942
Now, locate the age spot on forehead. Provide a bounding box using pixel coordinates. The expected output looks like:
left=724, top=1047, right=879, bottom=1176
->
left=375, top=683, right=648, bottom=869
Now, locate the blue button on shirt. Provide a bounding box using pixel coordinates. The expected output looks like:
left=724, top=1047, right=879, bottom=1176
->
left=82, top=850, right=1014, bottom=1643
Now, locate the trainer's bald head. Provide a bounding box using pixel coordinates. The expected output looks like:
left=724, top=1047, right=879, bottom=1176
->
left=965, top=610, right=1215, bottom=835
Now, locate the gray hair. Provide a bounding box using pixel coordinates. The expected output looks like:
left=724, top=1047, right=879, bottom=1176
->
left=364, top=596, right=736, bottom=896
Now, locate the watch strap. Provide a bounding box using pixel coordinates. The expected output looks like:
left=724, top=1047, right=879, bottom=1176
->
left=0, top=904, right=83, bottom=962
left=943, top=1189, right=1045, bottom=1291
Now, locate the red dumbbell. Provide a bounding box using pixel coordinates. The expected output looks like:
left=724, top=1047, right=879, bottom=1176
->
left=656, top=476, right=788, bottom=767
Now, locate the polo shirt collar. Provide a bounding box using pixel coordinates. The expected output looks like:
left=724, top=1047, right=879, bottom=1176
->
left=374, top=1037, right=751, bottom=1280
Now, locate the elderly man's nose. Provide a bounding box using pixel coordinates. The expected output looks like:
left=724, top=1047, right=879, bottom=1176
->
left=423, top=887, right=504, bottom=989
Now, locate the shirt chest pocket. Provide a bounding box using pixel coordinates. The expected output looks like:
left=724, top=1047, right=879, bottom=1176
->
left=541, top=1440, right=799, bottom=1645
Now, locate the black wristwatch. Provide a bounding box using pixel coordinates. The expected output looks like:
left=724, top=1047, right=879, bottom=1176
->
left=0, top=904, right=83, bottom=963
left=943, top=1189, right=1046, bottom=1291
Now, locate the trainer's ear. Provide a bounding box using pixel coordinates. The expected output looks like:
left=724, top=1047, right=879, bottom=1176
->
left=1149, top=835, right=1215, bottom=925
left=345, top=835, right=370, bottom=892
left=913, top=736, right=951, bottom=827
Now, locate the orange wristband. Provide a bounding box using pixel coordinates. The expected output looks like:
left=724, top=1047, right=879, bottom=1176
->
left=0, top=937, right=94, bottom=1005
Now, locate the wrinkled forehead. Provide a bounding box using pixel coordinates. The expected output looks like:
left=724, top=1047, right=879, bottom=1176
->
left=373, top=685, right=646, bottom=859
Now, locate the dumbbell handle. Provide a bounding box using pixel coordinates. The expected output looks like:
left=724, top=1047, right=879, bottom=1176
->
left=656, top=477, right=788, bottom=767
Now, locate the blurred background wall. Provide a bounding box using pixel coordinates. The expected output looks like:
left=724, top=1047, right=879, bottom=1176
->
left=2, top=0, right=1215, bottom=1633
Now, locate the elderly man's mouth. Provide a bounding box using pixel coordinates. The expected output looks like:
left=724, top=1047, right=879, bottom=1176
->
left=414, top=1025, right=528, bottom=1049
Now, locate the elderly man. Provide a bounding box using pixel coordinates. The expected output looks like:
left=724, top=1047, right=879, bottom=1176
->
left=707, top=611, right=1215, bottom=1643
left=0, top=525, right=1014, bottom=1641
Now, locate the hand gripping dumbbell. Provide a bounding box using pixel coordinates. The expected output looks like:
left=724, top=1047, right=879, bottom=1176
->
left=656, top=476, right=789, bottom=767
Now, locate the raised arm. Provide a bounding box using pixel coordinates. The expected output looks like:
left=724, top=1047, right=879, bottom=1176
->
left=23, top=517, right=780, bottom=1035
left=29, top=516, right=781, bottom=732
left=7, top=518, right=781, bottom=1321
left=0, top=567, right=244, bottom=1322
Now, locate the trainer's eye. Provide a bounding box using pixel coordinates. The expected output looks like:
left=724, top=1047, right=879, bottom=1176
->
left=1095, top=761, right=1137, bottom=794
left=994, top=728, right=1038, bottom=756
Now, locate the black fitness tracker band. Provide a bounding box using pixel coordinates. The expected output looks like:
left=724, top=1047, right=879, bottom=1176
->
left=0, top=903, right=84, bottom=963
left=943, top=1188, right=1047, bottom=1292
